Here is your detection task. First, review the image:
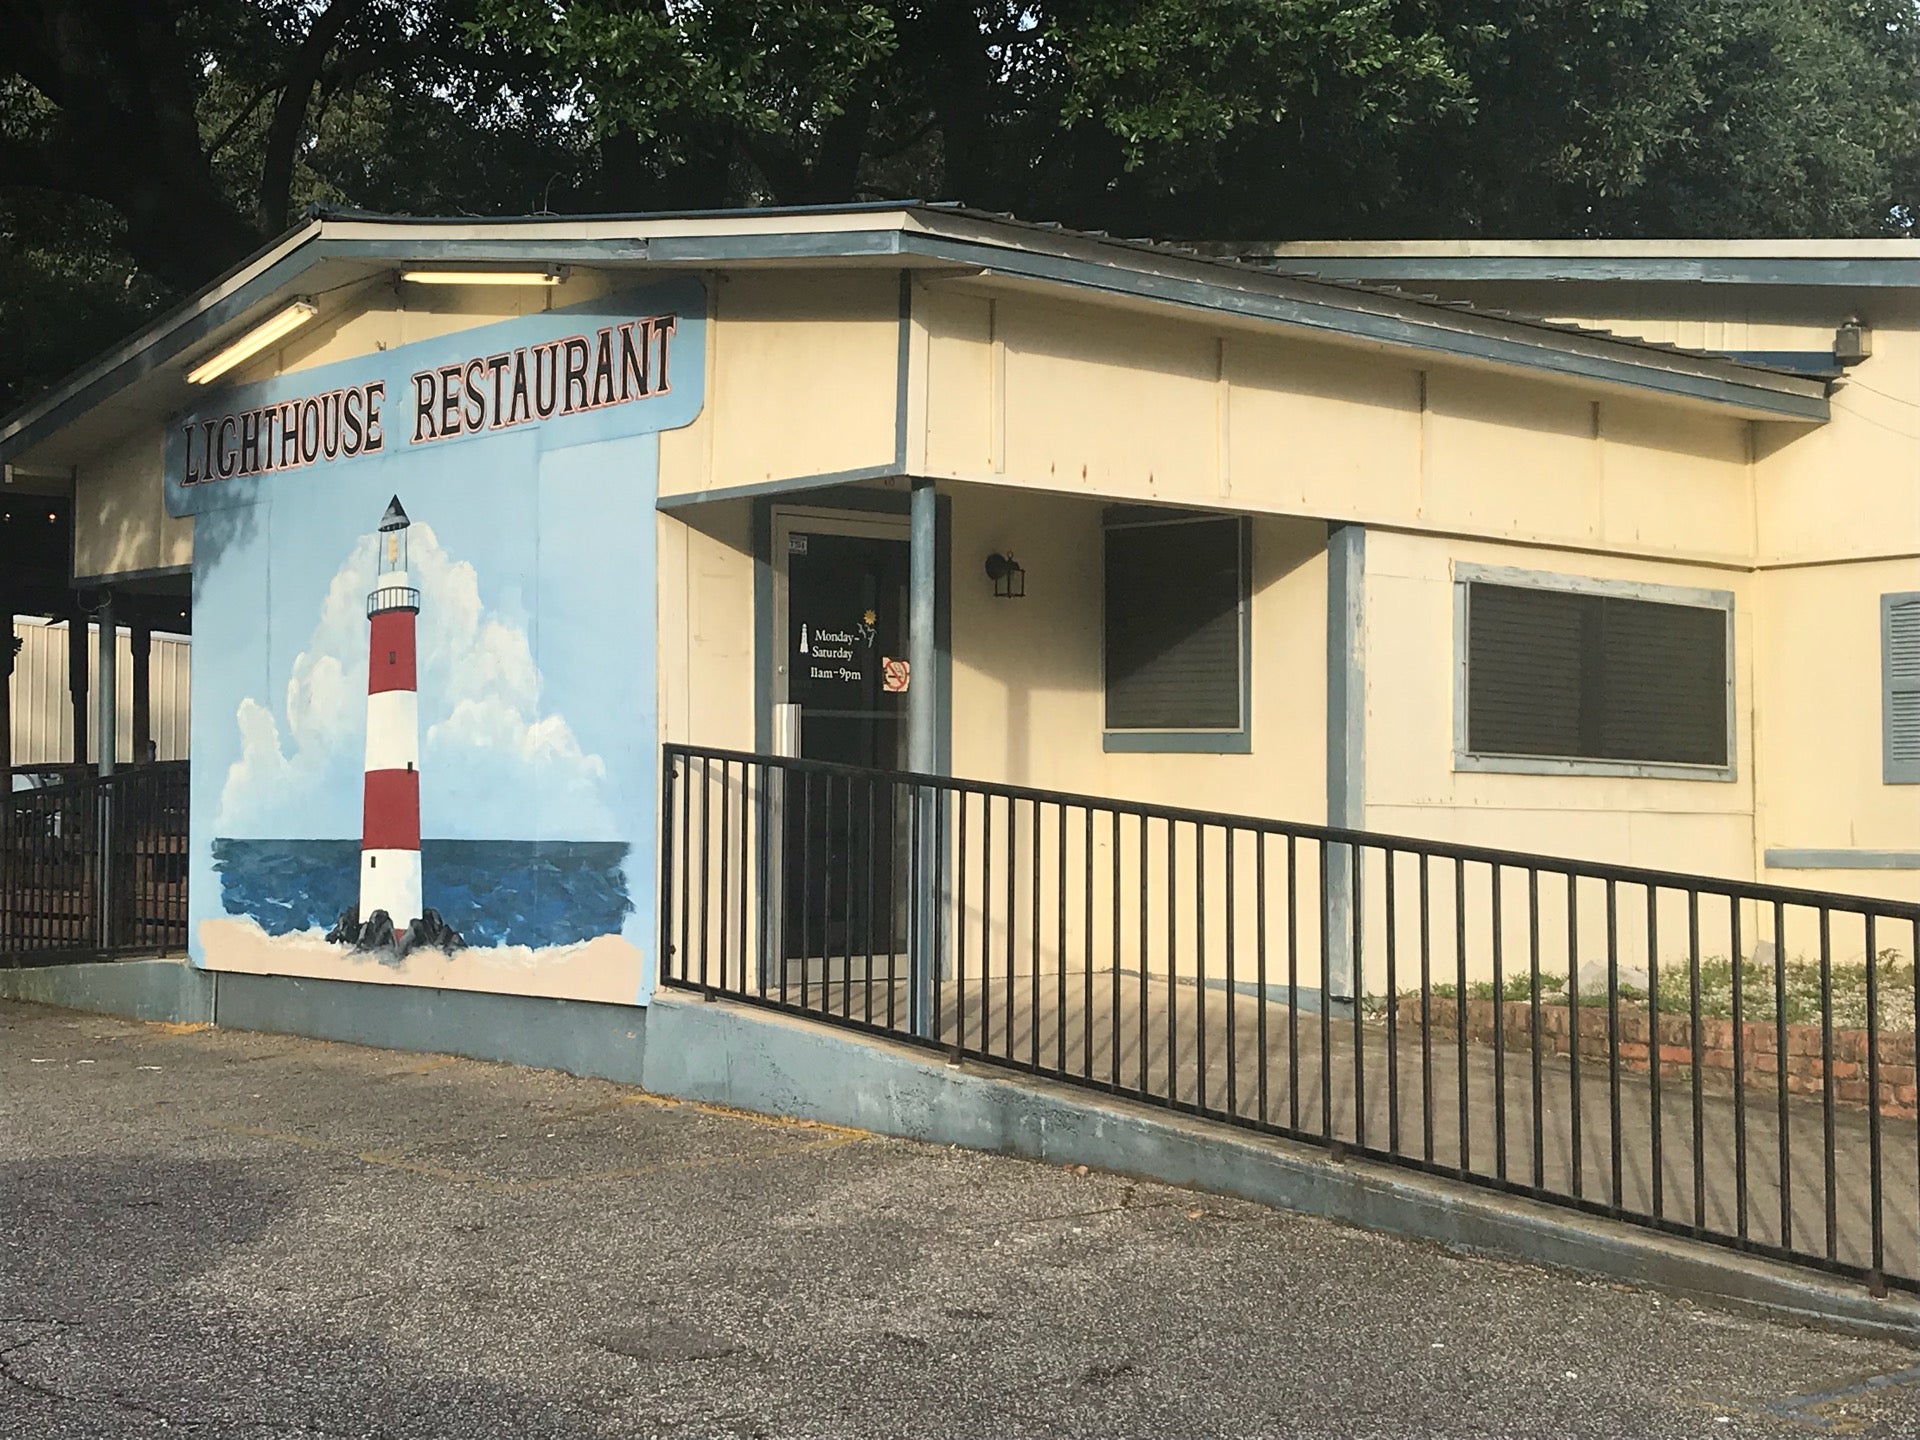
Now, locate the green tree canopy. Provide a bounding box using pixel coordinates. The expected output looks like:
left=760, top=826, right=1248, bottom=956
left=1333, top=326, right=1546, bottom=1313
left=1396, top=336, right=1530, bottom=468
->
left=4, top=0, right=1919, bottom=411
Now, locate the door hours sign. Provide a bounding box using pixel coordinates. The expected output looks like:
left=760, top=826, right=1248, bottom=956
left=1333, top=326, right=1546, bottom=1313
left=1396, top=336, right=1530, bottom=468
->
left=797, top=619, right=871, bottom=684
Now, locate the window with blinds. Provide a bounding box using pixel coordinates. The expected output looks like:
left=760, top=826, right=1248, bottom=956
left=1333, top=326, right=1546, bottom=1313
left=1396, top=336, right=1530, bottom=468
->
left=1886, top=592, right=1920, bottom=784
left=1464, top=580, right=1729, bottom=769
left=1104, top=515, right=1247, bottom=733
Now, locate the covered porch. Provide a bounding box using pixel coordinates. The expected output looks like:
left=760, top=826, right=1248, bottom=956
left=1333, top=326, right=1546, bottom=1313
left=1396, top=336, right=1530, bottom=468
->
left=657, top=473, right=1337, bottom=834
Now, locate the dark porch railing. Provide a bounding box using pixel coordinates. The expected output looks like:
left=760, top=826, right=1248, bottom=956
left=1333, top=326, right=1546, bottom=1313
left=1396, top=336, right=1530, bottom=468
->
left=2, top=763, right=190, bottom=965
left=661, top=743, right=1920, bottom=1295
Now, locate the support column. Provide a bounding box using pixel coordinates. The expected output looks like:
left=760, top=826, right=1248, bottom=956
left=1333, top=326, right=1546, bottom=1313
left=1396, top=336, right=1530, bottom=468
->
left=908, top=478, right=939, bottom=1036
left=65, top=601, right=88, bottom=768
left=130, top=620, right=152, bottom=765
left=1325, top=525, right=1366, bottom=1003
left=908, top=480, right=938, bottom=776
left=2, top=616, right=17, bottom=779
left=95, top=589, right=117, bottom=777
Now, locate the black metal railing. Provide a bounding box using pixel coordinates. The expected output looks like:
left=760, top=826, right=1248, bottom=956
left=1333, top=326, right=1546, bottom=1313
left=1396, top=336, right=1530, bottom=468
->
left=2, top=763, right=190, bottom=965
left=661, top=744, right=1920, bottom=1294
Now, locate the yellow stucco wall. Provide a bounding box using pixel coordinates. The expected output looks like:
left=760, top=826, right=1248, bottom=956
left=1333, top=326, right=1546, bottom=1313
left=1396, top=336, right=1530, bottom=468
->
left=948, top=488, right=1328, bottom=816
left=1754, top=558, right=1920, bottom=900
left=649, top=268, right=1905, bottom=913
left=72, top=427, right=191, bottom=580
left=658, top=270, right=901, bottom=500
left=655, top=501, right=758, bottom=754
left=1362, top=529, right=1756, bottom=874
left=916, top=281, right=1757, bottom=563
left=1394, top=279, right=1919, bottom=568
left=1354, top=276, right=1919, bottom=895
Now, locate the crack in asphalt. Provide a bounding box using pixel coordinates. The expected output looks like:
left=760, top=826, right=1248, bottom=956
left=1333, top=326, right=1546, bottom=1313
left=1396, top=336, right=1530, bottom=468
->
left=0, top=1320, right=182, bottom=1428
left=0, top=1326, right=80, bottom=1408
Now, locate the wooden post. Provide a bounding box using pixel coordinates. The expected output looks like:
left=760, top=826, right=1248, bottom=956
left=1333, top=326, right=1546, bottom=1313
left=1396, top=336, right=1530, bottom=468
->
left=66, top=602, right=88, bottom=769
left=1, top=622, right=12, bottom=957
left=2, top=617, right=16, bottom=780
left=95, top=589, right=116, bottom=777
left=130, top=620, right=152, bottom=764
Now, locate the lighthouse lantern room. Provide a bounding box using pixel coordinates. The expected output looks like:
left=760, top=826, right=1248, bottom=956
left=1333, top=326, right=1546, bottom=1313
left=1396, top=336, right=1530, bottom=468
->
left=360, top=496, right=424, bottom=931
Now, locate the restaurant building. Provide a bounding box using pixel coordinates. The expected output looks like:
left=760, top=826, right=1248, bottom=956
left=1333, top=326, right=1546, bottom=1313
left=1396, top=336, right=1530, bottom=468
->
left=0, top=203, right=1910, bottom=1024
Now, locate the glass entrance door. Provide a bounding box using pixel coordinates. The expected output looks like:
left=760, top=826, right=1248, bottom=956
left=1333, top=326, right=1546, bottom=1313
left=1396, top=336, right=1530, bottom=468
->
left=771, top=509, right=911, bottom=964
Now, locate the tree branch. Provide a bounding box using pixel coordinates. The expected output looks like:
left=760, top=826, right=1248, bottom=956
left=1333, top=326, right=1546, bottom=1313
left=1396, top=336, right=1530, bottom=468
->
left=258, top=0, right=377, bottom=230
left=208, top=85, right=276, bottom=160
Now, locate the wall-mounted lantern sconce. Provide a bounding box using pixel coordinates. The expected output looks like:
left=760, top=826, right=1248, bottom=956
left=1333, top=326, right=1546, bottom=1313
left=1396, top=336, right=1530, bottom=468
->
left=1835, top=316, right=1873, bottom=367
left=984, top=552, right=1026, bottom=599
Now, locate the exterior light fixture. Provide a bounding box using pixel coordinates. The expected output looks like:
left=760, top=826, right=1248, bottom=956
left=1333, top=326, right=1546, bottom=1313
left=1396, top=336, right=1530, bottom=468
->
left=399, top=267, right=568, bottom=286
left=1835, top=316, right=1872, bottom=367
left=186, top=300, right=318, bottom=384
left=984, top=551, right=1026, bottom=599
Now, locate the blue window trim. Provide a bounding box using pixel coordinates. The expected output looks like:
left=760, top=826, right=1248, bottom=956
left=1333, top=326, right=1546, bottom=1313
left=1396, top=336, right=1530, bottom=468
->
left=1885, top=590, right=1920, bottom=785
left=1765, top=848, right=1920, bottom=871
left=1452, top=563, right=1738, bottom=782
left=1101, top=510, right=1253, bottom=755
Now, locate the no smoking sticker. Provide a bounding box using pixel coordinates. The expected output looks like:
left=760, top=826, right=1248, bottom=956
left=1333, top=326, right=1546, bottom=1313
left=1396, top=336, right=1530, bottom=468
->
left=881, top=657, right=910, bottom=693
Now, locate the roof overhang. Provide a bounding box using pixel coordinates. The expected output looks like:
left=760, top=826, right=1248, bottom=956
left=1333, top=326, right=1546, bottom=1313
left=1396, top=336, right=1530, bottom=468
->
left=1243, top=238, right=1920, bottom=288
left=0, top=207, right=1830, bottom=472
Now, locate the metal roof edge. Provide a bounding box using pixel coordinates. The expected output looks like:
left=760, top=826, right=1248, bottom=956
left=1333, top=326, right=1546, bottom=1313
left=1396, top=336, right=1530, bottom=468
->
left=1236, top=238, right=1920, bottom=258
left=0, top=216, right=326, bottom=460
left=0, top=206, right=1830, bottom=467
left=0, top=207, right=944, bottom=466
left=884, top=230, right=1825, bottom=421
left=1226, top=247, right=1920, bottom=288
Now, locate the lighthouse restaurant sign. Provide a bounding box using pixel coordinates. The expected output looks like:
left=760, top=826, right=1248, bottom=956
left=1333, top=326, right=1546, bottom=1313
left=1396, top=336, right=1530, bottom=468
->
left=165, top=280, right=703, bottom=512
left=170, top=278, right=705, bottom=1010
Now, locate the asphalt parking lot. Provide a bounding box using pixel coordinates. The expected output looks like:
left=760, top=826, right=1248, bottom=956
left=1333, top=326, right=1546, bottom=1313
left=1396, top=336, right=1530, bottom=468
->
left=4, top=998, right=1920, bottom=1439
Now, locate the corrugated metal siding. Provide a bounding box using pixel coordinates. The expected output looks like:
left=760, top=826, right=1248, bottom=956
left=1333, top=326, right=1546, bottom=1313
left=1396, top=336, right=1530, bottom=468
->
left=8, top=619, right=191, bottom=764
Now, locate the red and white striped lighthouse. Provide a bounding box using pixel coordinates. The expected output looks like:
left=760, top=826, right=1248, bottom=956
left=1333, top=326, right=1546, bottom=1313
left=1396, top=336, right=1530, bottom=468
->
left=360, top=496, right=422, bottom=928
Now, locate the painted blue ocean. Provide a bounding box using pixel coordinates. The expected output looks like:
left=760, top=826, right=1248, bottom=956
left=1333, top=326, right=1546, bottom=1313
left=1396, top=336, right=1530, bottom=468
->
left=212, top=838, right=633, bottom=948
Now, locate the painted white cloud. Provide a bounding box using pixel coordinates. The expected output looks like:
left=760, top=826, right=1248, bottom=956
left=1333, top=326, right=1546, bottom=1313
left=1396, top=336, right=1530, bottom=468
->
left=217, top=522, right=614, bottom=841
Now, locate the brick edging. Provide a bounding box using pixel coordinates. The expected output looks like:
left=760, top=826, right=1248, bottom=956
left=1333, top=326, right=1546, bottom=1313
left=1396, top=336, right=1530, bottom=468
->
left=1393, top=996, right=1918, bottom=1120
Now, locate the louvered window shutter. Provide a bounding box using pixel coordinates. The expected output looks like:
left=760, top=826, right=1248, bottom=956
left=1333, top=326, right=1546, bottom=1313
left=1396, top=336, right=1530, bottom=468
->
left=1885, top=593, right=1920, bottom=784
left=1104, top=516, right=1246, bottom=732
left=1465, top=582, right=1729, bottom=768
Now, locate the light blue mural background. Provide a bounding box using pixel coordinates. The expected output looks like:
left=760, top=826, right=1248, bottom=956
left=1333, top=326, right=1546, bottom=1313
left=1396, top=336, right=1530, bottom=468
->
left=177, top=278, right=705, bottom=1002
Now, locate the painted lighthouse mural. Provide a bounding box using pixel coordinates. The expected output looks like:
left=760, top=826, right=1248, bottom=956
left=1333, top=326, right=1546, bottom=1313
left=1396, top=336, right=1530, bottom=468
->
left=324, top=497, right=462, bottom=955
left=169, top=277, right=707, bottom=1005
left=361, top=498, right=423, bottom=930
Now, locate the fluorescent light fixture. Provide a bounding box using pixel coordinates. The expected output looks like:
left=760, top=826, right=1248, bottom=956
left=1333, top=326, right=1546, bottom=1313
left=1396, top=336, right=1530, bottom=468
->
left=186, top=300, right=319, bottom=385
left=400, top=267, right=567, bottom=286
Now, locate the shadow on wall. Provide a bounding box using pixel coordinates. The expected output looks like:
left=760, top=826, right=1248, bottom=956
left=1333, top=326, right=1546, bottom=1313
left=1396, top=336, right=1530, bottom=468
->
left=74, top=444, right=181, bottom=582
left=172, top=495, right=263, bottom=577
left=954, top=488, right=1103, bottom=788
left=960, top=497, right=1326, bottom=801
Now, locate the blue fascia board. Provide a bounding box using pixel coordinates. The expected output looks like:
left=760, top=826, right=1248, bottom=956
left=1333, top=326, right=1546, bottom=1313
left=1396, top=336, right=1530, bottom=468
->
left=1271, top=256, right=1920, bottom=288
left=656, top=466, right=901, bottom=511
left=1765, top=849, right=1920, bottom=871
left=1719, top=350, right=1842, bottom=377
left=647, top=230, right=903, bottom=262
